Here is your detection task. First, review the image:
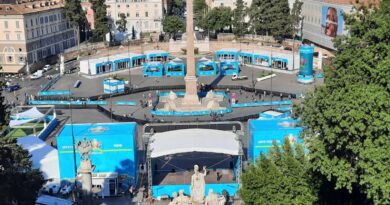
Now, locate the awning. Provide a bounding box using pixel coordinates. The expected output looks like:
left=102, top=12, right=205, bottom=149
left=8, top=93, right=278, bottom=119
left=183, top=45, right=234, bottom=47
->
left=149, top=129, right=240, bottom=158
left=17, top=136, right=60, bottom=179
left=14, top=107, right=45, bottom=119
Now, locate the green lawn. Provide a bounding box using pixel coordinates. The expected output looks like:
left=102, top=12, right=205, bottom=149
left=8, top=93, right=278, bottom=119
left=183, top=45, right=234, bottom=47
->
left=6, top=123, right=45, bottom=139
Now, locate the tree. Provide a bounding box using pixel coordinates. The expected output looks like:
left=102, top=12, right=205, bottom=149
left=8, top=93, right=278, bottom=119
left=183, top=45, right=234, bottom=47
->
left=232, top=0, right=247, bottom=38
left=249, top=0, right=273, bottom=36
left=240, top=139, right=318, bottom=204
left=296, top=1, right=390, bottom=204
left=116, top=13, right=127, bottom=33
left=0, top=137, right=45, bottom=205
left=203, top=7, right=232, bottom=34
left=269, top=0, right=292, bottom=40
left=290, top=0, right=303, bottom=38
left=194, top=0, right=208, bottom=29
left=64, top=0, right=86, bottom=36
left=166, top=0, right=186, bottom=17
left=0, top=70, right=9, bottom=132
left=162, top=15, right=185, bottom=39
left=90, top=0, right=109, bottom=42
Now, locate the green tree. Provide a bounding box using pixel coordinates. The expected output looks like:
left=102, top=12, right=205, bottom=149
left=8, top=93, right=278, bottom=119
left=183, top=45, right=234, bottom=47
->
left=249, top=0, right=273, bottom=35
left=203, top=7, right=232, bottom=33
left=269, top=0, right=292, bottom=40
left=0, top=70, right=9, bottom=132
left=0, top=137, right=45, bottom=205
left=64, top=0, right=86, bottom=38
left=166, top=0, right=186, bottom=17
left=90, top=0, right=109, bottom=42
left=162, top=15, right=184, bottom=39
left=296, top=1, right=390, bottom=204
left=232, top=0, right=247, bottom=38
left=240, top=139, right=317, bottom=204
left=116, top=13, right=127, bottom=33
left=194, top=0, right=208, bottom=29
left=290, top=0, right=303, bottom=38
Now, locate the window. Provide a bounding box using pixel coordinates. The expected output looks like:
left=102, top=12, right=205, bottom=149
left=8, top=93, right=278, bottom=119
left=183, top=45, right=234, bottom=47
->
left=16, top=21, right=19, bottom=28
left=126, top=4, right=129, bottom=7
left=31, top=19, right=33, bottom=26
left=7, top=56, right=13, bottom=62
left=17, top=33, right=21, bottom=40
left=40, top=17, right=43, bottom=24
left=4, top=21, right=8, bottom=29
left=145, top=12, right=148, bottom=17
left=136, top=12, right=139, bottom=17
left=127, top=13, right=130, bottom=17
left=155, top=22, right=158, bottom=29
left=5, top=33, right=10, bottom=40
left=45, top=16, right=48, bottom=23
left=19, top=56, right=24, bottom=63
left=117, top=5, right=120, bottom=8
left=19, top=48, right=22, bottom=52
left=144, top=21, right=148, bottom=29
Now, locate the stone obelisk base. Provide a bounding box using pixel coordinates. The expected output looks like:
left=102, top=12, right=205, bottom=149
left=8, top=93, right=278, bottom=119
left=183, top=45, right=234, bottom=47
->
left=182, top=76, right=201, bottom=105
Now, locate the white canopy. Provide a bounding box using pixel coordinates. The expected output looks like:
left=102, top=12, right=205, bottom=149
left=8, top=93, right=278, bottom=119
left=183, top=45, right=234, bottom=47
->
left=199, top=57, right=210, bottom=61
left=15, top=107, right=45, bottom=119
left=149, top=129, right=240, bottom=158
left=172, top=57, right=183, bottom=62
left=17, top=136, right=60, bottom=179
left=9, top=118, right=35, bottom=127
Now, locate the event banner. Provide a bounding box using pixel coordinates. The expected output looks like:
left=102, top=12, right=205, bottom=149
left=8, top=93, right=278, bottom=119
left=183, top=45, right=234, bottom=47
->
left=322, top=6, right=344, bottom=37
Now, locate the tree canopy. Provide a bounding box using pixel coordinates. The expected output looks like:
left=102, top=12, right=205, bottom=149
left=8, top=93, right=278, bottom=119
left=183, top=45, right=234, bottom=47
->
left=232, top=0, right=247, bottom=38
left=116, top=13, right=127, bottom=33
left=296, top=1, right=390, bottom=204
left=162, top=15, right=185, bottom=39
left=240, top=139, right=317, bottom=204
left=202, top=7, right=232, bottom=33
left=90, top=0, right=109, bottom=42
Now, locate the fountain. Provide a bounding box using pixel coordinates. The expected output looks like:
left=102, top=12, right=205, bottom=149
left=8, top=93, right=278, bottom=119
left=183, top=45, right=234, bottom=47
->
left=161, top=0, right=223, bottom=112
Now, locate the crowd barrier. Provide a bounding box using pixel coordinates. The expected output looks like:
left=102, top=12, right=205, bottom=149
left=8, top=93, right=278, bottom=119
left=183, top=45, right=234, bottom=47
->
left=151, top=107, right=232, bottom=116
left=116, top=101, right=137, bottom=106
left=40, top=74, right=61, bottom=92
left=231, top=100, right=292, bottom=108
left=39, top=90, right=72, bottom=96
left=29, top=100, right=107, bottom=105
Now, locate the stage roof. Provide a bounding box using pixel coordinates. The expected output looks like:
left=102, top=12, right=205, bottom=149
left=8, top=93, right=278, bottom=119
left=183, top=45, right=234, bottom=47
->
left=149, top=129, right=240, bottom=158
left=17, top=136, right=60, bottom=180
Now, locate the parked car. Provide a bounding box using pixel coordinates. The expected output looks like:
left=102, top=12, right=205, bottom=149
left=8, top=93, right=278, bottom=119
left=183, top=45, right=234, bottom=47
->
left=43, top=182, right=61, bottom=195
left=59, top=183, right=74, bottom=195
left=43, top=64, right=52, bottom=72
left=30, top=70, right=43, bottom=80
left=231, top=74, right=248, bottom=81
left=5, top=84, right=21, bottom=92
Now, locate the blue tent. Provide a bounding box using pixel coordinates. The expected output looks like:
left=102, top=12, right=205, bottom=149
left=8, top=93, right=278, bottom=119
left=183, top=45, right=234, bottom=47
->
left=238, top=52, right=254, bottom=64
left=197, top=59, right=218, bottom=76
left=57, top=123, right=138, bottom=187
left=254, top=54, right=271, bottom=67
left=143, top=62, right=163, bottom=77
left=248, top=117, right=303, bottom=164
left=145, top=50, right=169, bottom=62
left=216, top=48, right=240, bottom=61
left=219, top=60, right=239, bottom=75
left=165, top=60, right=185, bottom=77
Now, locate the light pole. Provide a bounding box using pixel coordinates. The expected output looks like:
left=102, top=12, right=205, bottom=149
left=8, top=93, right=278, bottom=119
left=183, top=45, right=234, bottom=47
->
left=128, top=39, right=132, bottom=90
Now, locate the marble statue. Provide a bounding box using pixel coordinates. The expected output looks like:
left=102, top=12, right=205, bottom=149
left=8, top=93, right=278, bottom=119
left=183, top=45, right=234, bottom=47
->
left=205, top=189, right=218, bottom=205
left=169, top=192, right=178, bottom=205
left=190, top=165, right=207, bottom=203
left=176, top=190, right=191, bottom=205
left=77, top=138, right=93, bottom=161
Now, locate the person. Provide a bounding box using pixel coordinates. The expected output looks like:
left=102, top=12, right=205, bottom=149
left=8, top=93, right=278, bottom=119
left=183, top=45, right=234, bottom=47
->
left=324, top=7, right=338, bottom=37
left=129, top=185, right=135, bottom=198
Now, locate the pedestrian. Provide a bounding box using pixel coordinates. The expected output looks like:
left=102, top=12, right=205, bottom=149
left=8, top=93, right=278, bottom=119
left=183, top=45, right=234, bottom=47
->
left=129, top=185, right=135, bottom=198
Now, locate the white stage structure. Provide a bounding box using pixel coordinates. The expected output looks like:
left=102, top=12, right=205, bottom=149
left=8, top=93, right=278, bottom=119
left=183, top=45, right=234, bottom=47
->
left=17, top=136, right=60, bottom=180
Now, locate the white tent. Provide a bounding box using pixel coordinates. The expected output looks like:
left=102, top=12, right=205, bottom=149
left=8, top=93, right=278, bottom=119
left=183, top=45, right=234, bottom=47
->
left=14, top=107, right=45, bottom=119
left=9, top=119, right=36, bottom=127
left=17, top=136, right=60, bottom=180
left=149, top=129, right=240, bottom=158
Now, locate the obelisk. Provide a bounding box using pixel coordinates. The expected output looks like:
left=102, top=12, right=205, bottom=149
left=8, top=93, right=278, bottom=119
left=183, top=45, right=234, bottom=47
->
left=182, top=0, right=200, bottom=105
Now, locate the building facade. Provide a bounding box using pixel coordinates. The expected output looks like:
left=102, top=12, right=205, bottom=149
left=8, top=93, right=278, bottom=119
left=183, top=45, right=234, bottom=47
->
left=0, top=0, right=77, bottom=73
left=301, top=0, right=353, bottom=50
left=105, top=0, right=163, bottom=37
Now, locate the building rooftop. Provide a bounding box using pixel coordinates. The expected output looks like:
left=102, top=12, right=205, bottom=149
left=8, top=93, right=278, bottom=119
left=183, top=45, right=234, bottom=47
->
left=0, top=0, right=63, bottom=15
